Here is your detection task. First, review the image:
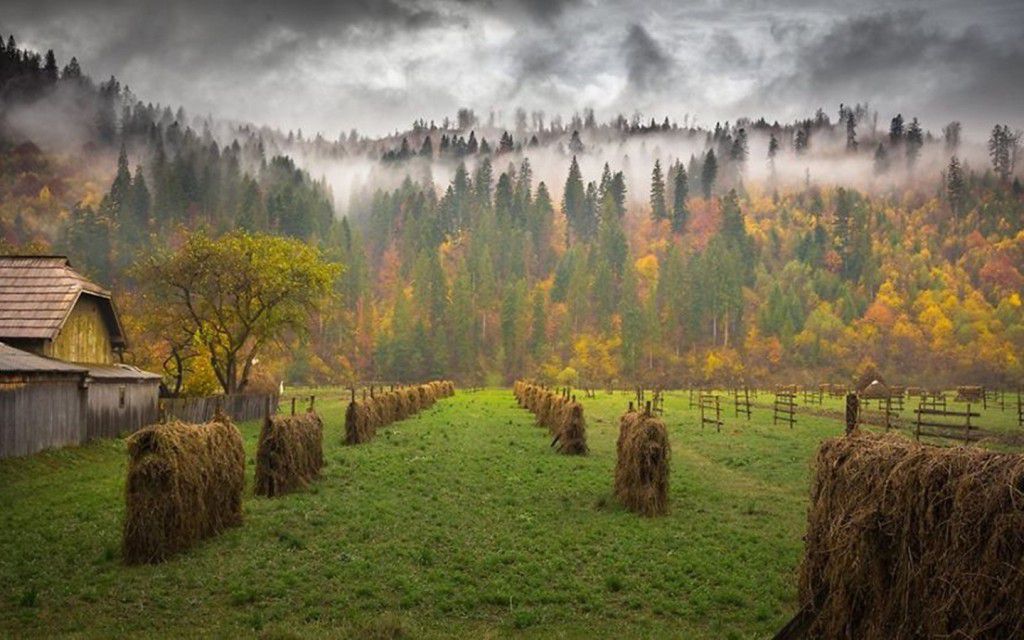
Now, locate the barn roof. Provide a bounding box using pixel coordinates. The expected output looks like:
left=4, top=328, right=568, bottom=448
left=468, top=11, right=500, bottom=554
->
left=0, top=256, right=126, bottom=347
left=86, top=363, right=162, bottom=382
left=0, top=342, right=88, bottom=375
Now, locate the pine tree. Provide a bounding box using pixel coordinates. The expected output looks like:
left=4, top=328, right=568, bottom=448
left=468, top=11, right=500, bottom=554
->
left=568, top=130, right=584, bottom=154
left=889, top=114, right=904, bottom=144
left=729, top=128, right=748, bottom=165
left=671, top=165, right=689, bottom=233
left=794, top=128, right=809, bottom=155
left=905, top=117, right=923, bottom=168
left=650, top=159, right=667, bottom=220
left=845, top=111, right=857, bottom=152
left=873, top=143, right=889, bottom=175
left=43, top=49, right=58, bottom=82
left=130, top=166, right=151, bottom=228
left=701, top=149, right=718, bottom=198
left=562, top=156, right=586, bottom=244
left=989, top=124, right=1020, bottom=182
left=946, top=155, right=967, bottom=218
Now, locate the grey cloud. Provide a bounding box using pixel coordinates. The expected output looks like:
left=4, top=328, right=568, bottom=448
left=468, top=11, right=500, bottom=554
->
left=2, top=0, right=1023, bottom=136
left=760, top=9, right=1024, bottom=131
left=623, top=24, right=672, bottom=91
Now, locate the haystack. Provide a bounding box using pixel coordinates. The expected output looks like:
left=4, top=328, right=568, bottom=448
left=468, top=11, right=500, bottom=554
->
left=552, top=401, right=588, bottom=455
left=345, top=400, right=375, bottom=444
left=955, top=385, right=984, bottom=402
left=345, top=381, right=454, bottom=445
left=798, top=433, right=1024, bottom=639
left=123, top=414, right=245, bottom=564
left=255, top=411, right=324, bottom=497
left=614, top=408, right=670, bottom=516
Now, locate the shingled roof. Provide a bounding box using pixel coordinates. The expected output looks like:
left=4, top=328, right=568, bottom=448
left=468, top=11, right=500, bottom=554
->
left=0, top=341, right=88, bottom=375
left=0, top=256, right=126, bottom=346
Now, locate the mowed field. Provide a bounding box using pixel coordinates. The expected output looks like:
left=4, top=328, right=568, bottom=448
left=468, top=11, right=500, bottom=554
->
left=1, top=388, right=1020, bottom=638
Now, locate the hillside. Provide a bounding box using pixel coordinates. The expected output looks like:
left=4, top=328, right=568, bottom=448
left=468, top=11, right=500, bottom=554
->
left=1, top=35, right=1022, bottom=390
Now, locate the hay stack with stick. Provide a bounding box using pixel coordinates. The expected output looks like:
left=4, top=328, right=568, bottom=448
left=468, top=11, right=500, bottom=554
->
left=797, top=433, right=1024, bottom=639
left=255, top=410, right=324, bottom=497
left=345, top=381, right=455, bottom=445
left=614, top=403, right=670, bottom=516
left=513, top=382, right=589, bottom=455
left=123, top=412, right=245, bottom=564
left=552, top=398, right=588, bottom=455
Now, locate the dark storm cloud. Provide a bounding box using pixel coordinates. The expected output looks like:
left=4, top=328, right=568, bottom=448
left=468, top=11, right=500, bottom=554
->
left=2, top=0, right=1022, bottom=136
left=761, top=9, right=1024, bottom=130
left=623, top=24, right=672, bottom=91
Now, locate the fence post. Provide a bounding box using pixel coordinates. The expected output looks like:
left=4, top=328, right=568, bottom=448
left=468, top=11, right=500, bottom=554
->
left=291, top=397, right=296, bottom=416
left=845, top=394, right=859, bottom=435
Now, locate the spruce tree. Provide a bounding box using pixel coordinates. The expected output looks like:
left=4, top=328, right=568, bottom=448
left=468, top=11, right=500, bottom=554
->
left=671, top=165, right=689, bottom=233
left=650, top=159, right=667, bottom=220
left=701, top=149, right=718, bottom=198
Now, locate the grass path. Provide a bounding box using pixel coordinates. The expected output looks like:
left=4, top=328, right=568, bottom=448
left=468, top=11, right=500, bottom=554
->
left=1, top=387, right=980, bottom=638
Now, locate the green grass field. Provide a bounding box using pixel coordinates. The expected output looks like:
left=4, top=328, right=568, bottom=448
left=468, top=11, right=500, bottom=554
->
left=1, top=388, right=1021, bottom=638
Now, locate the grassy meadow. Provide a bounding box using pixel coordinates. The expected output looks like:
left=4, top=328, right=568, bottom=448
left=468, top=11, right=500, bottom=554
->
left=1, top=388, right=1021, bottom=638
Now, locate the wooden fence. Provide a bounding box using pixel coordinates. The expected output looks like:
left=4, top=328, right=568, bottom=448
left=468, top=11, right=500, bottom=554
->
left=733, top=388, right=752, bottom=421
left=914, top=404, right=980, bottom=442
left=774, top=391, right=796, bottom=428
left=700, top=393, right=722, bottom=432
left=159, top=393, right=279, bottom=424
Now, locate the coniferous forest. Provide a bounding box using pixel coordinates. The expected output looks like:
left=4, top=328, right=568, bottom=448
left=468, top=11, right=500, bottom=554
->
left=5, top=5, right=1024, bottom=639
left=1, top=35, right=1022, bottom=393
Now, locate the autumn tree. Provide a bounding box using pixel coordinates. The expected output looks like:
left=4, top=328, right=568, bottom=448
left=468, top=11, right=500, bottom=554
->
left=140, top=230, right=340, bottom=394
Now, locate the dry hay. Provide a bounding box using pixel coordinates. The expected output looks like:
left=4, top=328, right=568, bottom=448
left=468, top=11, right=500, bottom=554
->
left=614, top=409, right=670, bottom=516
left=854, top=364, right=886, bottom=393
left=346, top=381, right=455, bottom=446
left=552, top=400, right=588, bottom=455
left=955, top=385, right=984, bottom=402
left=345, top=400, right=376, bottom=445
left=798, top=433, right=1024, bottom=639
left=514, top=381, right=589, bottom=455
left=255, top=410, right=324, bottom=497
left=123, top=413, right=245, bottom=564
left=859, top=379, right=891, bottom=399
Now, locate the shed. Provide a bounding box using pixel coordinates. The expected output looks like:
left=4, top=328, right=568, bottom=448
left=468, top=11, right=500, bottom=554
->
left=0, top=342, right=88, bottom=458
left=84, top=364, right=161, bottom=441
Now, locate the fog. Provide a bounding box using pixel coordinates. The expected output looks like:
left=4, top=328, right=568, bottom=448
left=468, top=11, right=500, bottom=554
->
left=3, top=0, right=1021, bottom=216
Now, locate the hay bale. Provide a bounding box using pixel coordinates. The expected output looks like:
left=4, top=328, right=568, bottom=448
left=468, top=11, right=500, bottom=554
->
left=345, top=400, right=375, bottom=445
left=854, top=364, right=885, bottom=393
left=123, top=414, right=245, bottom=564
left=405, top=387, right=421, bottom=413
left=255, top=411, right=324, bottom=497
left=552, top=401, right=588, bottom=455
left=859, top=379, right=890, bottom=399
left=614, top=409, right=670, bottom=516
left=798, top=433, right=1024, bottom=639
left=956, top=385, right=984, bottom=402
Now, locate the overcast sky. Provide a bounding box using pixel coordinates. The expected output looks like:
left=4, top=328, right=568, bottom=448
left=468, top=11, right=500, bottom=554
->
left=3, top=0, right=1023, bottom=138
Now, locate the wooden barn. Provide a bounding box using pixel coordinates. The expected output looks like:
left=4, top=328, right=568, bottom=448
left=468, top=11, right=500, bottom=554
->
left=0, top=256, right=160, bottom=458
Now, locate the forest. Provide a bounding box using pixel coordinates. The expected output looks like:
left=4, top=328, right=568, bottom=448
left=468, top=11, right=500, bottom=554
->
left=1, top=35, right=1022, bottom=393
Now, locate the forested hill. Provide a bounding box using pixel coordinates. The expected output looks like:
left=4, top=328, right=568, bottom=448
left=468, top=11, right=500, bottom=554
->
left=1, top=36, right=1022, bottom=390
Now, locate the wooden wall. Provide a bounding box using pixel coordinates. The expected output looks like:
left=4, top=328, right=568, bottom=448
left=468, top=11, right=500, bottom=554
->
left=46, top=296, right=114, bottom=364
left=0, top=377, right=87, bottom=459
left=86, top=381, right=160, bottom=441
left=160, top=394, right=279, bottom=424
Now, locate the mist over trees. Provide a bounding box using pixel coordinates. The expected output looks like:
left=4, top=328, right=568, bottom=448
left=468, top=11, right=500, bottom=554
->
left=1, top=36, right=1023, bottom=390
